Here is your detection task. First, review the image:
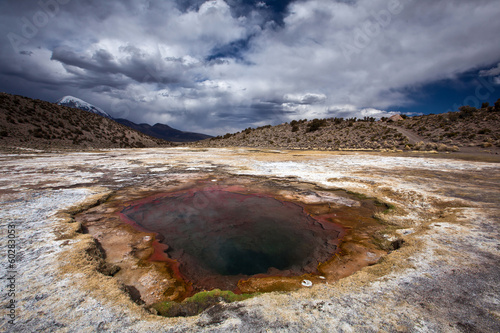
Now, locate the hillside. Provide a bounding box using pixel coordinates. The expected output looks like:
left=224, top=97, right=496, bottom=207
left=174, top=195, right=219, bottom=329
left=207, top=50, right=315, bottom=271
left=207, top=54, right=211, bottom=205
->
left=0, top=93, right=172, bottom=150
left=394, top=107, right=500, bottom=150
left=194, top=106, right=500, bottom=153
left=194, top=118, right=410, bottom=150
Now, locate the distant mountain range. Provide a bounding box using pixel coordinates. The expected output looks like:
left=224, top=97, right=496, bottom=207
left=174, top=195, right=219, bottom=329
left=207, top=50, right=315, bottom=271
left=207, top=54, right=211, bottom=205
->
left=113, top=118, right=212, bottom=143
left=56, top=96, right=211, bottom=142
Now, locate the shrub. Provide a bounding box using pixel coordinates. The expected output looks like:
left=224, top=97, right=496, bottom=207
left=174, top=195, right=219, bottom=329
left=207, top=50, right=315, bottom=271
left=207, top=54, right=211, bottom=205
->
left=482, top=102, right=490, bottom=109
left=291, top=125, right=299, bottom=132
left=444, top=132, right=458, bottom=138
left=33, top=128, right=44, bottom=138
left=458, top=105, right=477, bottom=118
left=448, top=112, right=459, bottom=122
left=413, top=141, right=425, bottom=151
left=307, top=118, right=326, bottom=132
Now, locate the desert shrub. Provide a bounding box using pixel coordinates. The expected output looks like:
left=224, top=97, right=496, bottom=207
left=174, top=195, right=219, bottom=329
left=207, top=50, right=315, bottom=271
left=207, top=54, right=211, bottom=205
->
left=444, top=132, right=458, bottom=138
left=223, top=133, right=232, bottom=139
left=478, top=128, right=492, bottom=135
left=307, top=118, right=326, bottom=132
left=426, top=142, right=438, bottom=150
left=0, top=130, right=8, bottom=137
left=495, top=98, right=500, bottom=111
left=413, top=141, right=425, bottom=151
left=291, top=125, right=299, bottom=132
left=458, top=105, right=477, bottom=118
left=33, top=128, right=44, bottom=138
left=437, top=143, right=448, bottom=151
left=482, top=102, right=490, bottom=109
left=261, top=125, right=272, bottom=129
left=448, top=112, right=459, bottom=122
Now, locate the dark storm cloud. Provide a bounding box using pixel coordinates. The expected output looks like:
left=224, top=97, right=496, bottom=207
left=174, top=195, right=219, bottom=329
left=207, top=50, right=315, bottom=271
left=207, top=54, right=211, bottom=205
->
left=50, top=46, right=190, bottom=86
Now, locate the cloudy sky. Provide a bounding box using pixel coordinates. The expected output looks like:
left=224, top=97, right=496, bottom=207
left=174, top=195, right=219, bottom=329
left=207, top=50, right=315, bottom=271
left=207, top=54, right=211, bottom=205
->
left=1, top=0, right=500, bottom=135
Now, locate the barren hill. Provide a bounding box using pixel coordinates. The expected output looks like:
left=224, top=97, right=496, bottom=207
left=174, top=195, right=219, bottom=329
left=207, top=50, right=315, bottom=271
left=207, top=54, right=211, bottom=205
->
left=0, top=93, right=172, bottom=151
left=194, top=106, right=500, bottom=153
left=194, top=118, right=410, bottom=150
left=393, top=107, right=500, bottom=150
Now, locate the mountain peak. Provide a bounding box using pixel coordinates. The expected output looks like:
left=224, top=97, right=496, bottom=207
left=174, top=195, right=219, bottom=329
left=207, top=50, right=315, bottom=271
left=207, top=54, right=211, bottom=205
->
left=56, top=96, right=112, bottom=119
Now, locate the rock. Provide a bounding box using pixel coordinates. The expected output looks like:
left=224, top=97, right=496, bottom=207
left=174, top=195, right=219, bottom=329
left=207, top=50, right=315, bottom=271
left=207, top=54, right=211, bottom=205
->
left=301, top=280, right=313, bottom=287
left=388, top=114, right=404, bottom=122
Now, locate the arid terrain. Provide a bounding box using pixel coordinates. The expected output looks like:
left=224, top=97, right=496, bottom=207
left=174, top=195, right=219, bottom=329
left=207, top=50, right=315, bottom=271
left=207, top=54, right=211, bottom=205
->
left=1, top=148, right=499, bottom=332
left=195, top=107, right=500, bottom=155
left=0, top=93, right=172, bottom=150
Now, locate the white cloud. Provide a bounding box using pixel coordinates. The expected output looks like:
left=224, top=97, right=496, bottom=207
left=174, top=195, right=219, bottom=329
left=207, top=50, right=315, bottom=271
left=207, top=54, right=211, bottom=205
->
left=480, top=63, right=500, bottom=85
left=480, top=63, right=500, bottom=77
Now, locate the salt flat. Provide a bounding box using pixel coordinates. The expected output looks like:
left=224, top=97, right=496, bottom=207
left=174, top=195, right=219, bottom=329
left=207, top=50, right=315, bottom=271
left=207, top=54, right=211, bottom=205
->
left=0, top=148, right=499, bottom=332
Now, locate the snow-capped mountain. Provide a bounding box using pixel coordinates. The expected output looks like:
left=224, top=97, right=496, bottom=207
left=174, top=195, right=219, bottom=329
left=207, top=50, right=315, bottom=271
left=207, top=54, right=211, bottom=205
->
left=56, top=96, right=112, bottom=119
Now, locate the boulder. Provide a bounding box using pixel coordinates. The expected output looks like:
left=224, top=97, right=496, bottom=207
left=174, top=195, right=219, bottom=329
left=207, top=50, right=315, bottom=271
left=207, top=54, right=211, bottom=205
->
left=388, top=114, right=404, bottom=122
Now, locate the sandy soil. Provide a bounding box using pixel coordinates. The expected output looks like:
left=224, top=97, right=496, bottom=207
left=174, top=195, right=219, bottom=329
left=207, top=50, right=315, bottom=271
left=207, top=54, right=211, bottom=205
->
left=0, top=147, right=499, bottom=332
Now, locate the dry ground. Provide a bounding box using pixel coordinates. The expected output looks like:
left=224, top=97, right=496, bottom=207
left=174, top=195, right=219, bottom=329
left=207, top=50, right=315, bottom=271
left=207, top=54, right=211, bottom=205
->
left=0, top=148, right=499, bottom=332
